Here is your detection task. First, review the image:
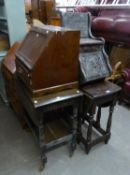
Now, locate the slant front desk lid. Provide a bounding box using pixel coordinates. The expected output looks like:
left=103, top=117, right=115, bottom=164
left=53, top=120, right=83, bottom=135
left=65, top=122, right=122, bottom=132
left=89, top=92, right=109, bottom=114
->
left=16, top=25, right=80, bottom=70
left=15, top=25, right=80, bottom=97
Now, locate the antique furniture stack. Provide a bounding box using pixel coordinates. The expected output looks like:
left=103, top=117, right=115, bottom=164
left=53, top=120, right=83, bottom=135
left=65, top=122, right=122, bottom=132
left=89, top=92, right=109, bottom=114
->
left=2, top=11, right=121, bottom=171
left=29, top=0, right=61, bottom=26
left=15, top=25, right=83, bottom=170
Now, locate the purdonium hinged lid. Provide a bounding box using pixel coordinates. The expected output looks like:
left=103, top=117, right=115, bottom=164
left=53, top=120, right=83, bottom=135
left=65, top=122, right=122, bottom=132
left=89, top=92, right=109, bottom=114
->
left=79, top=46, right=112, bottom=85
left=15, top=25, right=80, bottom=97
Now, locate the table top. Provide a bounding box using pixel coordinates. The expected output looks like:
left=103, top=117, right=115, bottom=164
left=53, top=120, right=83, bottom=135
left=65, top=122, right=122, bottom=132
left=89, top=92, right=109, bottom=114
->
left=32, top=89, right=83, bottom=108
left=81, top=80, right=121, bottom=99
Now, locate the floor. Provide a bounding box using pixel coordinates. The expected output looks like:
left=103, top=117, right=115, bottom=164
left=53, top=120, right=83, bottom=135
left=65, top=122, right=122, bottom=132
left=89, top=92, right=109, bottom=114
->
left=0, top=98, right=130, bottom=175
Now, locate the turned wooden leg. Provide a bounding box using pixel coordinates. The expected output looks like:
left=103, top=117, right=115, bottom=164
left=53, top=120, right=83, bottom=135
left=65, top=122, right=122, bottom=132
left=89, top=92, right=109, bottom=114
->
left=105, top=100, right=116, bottom=144
left=69, top=105, right=78, bottom=157
left=77, top=113, right=82, bottom=144
left=39, top=111, right=47, bottom=171
left=86, top=111, right=94, bottom=154
left=95, top=106, right=101, bottom=128
left=77, top=97, right=83, bottom=144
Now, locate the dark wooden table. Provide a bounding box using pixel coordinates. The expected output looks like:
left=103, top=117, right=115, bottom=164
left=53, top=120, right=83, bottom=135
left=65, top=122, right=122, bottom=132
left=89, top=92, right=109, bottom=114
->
left=16, top=78, right=83, bottom=170
left=78, top=80, right=121, bottom=154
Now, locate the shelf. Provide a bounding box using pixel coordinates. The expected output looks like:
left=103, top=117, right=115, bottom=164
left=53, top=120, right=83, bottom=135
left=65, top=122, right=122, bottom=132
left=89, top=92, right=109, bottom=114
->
left=0, top=29, right=8, bottom=34
left=0, top=16, right=6, bottom=20
left=0, top=20, right=8, bottom=35
left=0, top=2, right=4, bottom=6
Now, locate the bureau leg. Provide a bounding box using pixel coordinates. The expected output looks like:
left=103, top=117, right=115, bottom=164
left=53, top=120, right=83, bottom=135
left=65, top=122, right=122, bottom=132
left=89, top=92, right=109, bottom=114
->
left=86, top=107, right=94, bottom=154
left=77, top=113, right=82, bottom=144
left=77, top=98, right=83, bottom=144
left=69, top=105, right=78, bottom=157
left=39, top=111, right=47, bottom=171
left=39, top=150, right=47, bottom=171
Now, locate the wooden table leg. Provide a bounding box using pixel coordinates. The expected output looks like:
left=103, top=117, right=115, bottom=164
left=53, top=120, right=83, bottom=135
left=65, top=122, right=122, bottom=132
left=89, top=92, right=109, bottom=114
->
left=77, top=96, right=84, bottom=144
left=38, top=110, right=47, bottom=171
left=86, top=115, right=94, bottom=153
left=69, top=104, right=78, bottom=157
left=95, top=106, right=101, bottom=128
left=105, top=100, right=116, bottom=144
left=85, top=103, right=95, bottom=154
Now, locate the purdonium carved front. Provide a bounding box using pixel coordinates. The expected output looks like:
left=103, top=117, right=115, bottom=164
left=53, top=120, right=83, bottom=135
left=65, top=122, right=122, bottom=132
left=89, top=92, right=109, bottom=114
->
left=79, top=46, right=112, bottom=84
left=77, top=35, right=121, bottom=154
left=15, top=25, right=80, bottom=97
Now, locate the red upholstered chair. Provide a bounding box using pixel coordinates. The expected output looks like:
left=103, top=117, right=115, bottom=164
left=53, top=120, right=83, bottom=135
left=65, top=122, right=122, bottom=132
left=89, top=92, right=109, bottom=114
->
left=121, top=68, right=130, bottom=103
left=92, top=7, right=130, bottom=45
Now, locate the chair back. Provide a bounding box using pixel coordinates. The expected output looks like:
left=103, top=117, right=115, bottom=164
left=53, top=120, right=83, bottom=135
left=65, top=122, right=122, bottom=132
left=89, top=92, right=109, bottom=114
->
left=60, top=12, right=91, bottom=38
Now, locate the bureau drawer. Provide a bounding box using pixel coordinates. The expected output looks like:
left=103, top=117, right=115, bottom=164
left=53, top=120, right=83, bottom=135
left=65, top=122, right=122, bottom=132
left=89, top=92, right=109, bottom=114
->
left=16, top=61, right=32, bottom=89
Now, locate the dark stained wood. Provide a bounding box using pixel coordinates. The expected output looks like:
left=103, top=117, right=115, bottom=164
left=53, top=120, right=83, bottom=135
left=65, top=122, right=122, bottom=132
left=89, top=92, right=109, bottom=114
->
left=31, top=0, right=40, bottom=19
left=15, top=25, right=80, bottom=97
left=16, top=77, right=83, bottom=170
left=40, top=0, right=54, bottom=24
left=2, top=42, right=19, bottom=73
left=82, top=80, right=121, bottom=99
left=30, top=0, right=60, bottom=25
left=78, top=80, right=121, bottom=154
left=1, top=42, right=25, bottom=127
left=48, top=16, right=61, bottom=26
